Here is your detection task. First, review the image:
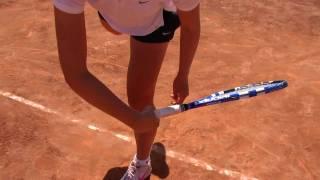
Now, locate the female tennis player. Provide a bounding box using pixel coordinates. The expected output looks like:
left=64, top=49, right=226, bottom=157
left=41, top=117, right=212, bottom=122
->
left=53, top=0, right=200, bottom=179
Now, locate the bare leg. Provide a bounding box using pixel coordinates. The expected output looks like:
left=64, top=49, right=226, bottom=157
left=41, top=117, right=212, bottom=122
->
left=127, top=37, right=169, bottom=160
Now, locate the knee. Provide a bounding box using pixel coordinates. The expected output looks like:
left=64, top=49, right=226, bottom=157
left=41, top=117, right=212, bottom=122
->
left=128, top=93, right=154, bottom=111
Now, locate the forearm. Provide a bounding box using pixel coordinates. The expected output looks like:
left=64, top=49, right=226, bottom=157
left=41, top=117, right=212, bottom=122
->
left=65, top=71, right=137, bottom=128
left=178, top=25, right=200, bottom=78
left=54, top=7, right=137, bottom=129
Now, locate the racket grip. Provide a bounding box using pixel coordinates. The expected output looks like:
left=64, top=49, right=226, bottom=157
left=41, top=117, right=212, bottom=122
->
left=154, top=104, right=183, bottom=118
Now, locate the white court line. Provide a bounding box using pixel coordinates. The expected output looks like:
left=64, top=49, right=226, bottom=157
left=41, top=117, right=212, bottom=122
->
left=0, top=91, right=59, bottom=114
left=0, top=90, right=258, bottom=180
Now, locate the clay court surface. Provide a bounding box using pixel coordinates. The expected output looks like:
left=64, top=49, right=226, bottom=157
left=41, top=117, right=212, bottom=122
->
left=1, top=0, right=320, bottom=179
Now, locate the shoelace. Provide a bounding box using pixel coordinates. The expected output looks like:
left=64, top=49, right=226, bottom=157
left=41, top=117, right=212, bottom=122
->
left=127, top=162, right=138, bottom=178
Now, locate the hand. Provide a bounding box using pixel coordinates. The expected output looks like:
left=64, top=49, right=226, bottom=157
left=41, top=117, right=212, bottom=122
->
left=133, top=106, right=159, bottom=133
left=171, top=75, right=189, bottom=104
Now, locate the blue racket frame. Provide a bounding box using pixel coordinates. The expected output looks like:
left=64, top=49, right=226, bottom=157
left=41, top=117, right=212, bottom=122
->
left=186, top=80, right=288, bottom=110
left=155, top=80, right=288, bottom=118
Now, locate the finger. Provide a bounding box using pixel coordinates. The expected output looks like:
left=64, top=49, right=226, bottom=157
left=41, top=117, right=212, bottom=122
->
left=176, top=94, right=188, bottom=104
left=170, top=93, right=177, bottom=99
left=173, top=93, right=183, bottom=104
left=170, top=93, right=178, bottom=104
left=175, top=96, right=183, bottom=104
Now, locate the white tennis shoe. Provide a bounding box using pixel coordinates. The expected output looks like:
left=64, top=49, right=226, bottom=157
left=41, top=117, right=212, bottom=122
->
left=120, top=156, right=152, bottom=180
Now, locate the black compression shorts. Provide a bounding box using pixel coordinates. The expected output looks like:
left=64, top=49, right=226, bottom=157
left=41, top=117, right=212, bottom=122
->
left=98, top=10, right=180, bottom=43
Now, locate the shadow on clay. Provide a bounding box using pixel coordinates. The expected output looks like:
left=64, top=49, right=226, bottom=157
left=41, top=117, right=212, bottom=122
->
left=103, top=142, right=170, bottom=180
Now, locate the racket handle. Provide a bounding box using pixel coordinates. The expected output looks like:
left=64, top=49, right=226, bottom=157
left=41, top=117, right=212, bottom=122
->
left=155, top=104, right=183, bottom=118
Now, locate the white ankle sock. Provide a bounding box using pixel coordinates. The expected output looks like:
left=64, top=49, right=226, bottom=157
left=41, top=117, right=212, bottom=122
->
left=134, top=155, right=150, bottom=165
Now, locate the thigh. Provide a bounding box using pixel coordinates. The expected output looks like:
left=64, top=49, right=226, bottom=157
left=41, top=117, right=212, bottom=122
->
left=127, top=37, right=169, bottom=111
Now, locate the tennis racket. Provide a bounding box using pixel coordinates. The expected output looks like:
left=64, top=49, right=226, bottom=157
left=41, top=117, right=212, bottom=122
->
left=155, top=80, right=288, bottom=118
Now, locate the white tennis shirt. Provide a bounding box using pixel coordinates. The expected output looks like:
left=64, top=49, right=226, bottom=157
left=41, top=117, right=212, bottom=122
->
left=53, top=0, right=200, bottom=35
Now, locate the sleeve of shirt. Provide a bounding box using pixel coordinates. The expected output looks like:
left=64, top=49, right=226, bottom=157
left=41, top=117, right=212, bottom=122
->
left=53, top=0, right=86, bottom=14
left=172, top=0, right=200, bottom=11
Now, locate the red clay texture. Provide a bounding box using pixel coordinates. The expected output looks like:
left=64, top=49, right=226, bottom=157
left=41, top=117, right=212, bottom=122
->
left=0, top=0, right=319, bottom=180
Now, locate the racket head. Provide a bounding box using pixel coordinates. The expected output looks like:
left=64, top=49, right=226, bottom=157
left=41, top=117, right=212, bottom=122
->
left=187, top=80, right=288, bottom=109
